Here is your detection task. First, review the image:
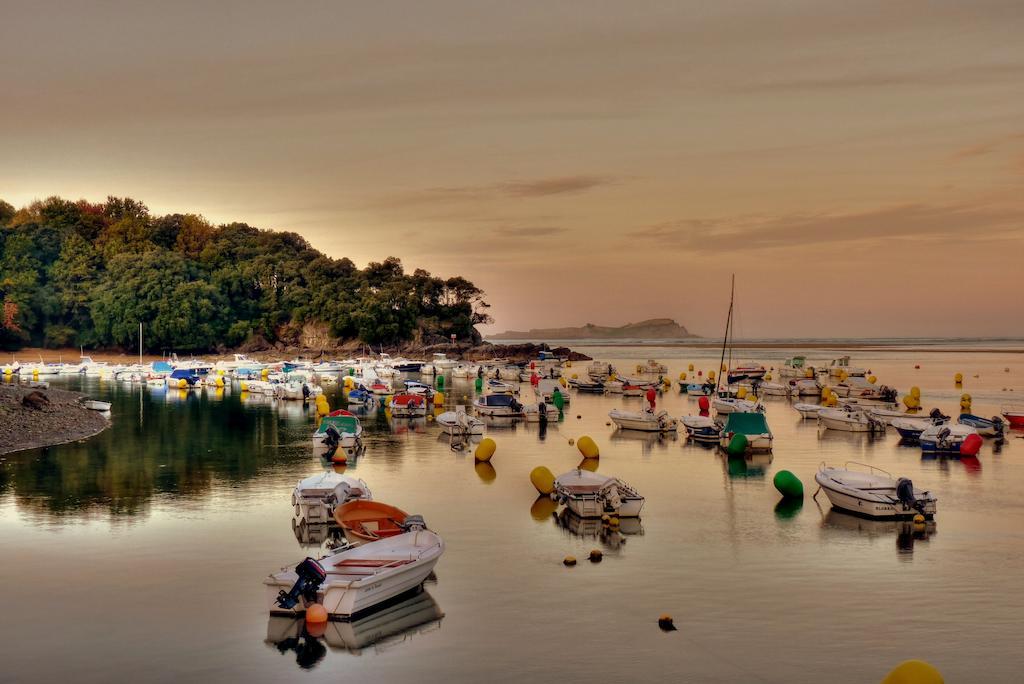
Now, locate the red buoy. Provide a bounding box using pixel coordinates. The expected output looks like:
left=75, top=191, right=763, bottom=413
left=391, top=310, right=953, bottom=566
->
left=698, top=396, right=710, bottom=411
left=960, top=433, right=983, bottom=457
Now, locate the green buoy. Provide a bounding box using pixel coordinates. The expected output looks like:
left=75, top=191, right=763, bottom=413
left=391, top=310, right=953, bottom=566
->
left=773, top=470, right=804, bottom=498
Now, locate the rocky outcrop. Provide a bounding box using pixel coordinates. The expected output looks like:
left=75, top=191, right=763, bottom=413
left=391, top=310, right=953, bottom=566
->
left=488, top=318, right=696, bottom=341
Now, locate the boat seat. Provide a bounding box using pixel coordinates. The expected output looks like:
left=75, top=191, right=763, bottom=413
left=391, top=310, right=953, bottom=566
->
left=333, top=558, right=412, bottom=568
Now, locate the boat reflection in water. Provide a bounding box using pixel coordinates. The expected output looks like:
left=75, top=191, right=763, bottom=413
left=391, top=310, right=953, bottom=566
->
left=821, top=509, right=937, bottom=557
left=291, top=513, right=349, bottom=554
left=722, top=452, right=773, bottom=478
left=609, top=428, right=678, bottom=455
left=265, top=590, right=444, bottom=668
left=553, top=508, right=644, bottom=551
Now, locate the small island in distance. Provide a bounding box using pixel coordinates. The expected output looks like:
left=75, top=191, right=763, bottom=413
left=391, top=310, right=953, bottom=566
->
left=487, top=318, right=697, bottom=341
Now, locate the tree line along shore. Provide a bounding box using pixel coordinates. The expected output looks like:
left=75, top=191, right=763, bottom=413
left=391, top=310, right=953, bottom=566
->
left=0, top=195, right=495, bottom=355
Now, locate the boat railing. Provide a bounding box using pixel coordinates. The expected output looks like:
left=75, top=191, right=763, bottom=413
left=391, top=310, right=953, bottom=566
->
left=843, top=460, right=893, bottom=478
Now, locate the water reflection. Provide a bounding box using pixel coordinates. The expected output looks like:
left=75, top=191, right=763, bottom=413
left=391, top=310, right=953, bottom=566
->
left=722, top=453, right=773, bottom=479
left=821, top=509, right=937, bottom=557
left=774, top=497, right=804, bottom=519
left=553, top=509, right=644, bottom=551
left=265, top=590, right=443, bottom=667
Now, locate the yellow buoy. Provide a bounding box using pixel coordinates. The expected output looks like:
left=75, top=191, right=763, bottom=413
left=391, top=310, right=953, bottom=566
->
left=434, top=391, right=444, bottom=406
left=954, top=373, right=963, bottom=384
left=530, top=496, right=558, bottom=520
left=658, top=614, right=677, bottom=631
left=315, top=395, right=330, bottom=416
left=764, top=372, right=772, bottom=381
left=215, top=376, right=224, bottom=388
left=608, top=516, right=620, bottom=527
left=261, top=368, right=269, bottom=379
left=178, top=378, right=187, bottom=389
left=910, top=386, right=921, bottom=399
left=331, top=451, right=347, bottom=465
left=913, top=514, right=925, bottom=524
left=707, top=370, right=716, bottom=381
left=736, top=387, right=748, bottom=399
left=577, top=435, right=599, bottom=458
left=579, top=457, right=600, bottom=472
left=868, top=375, right=877, bottom=384
left=474, top=437, right=496, bottom=462
left=688, top=363, right=694, bottom=371
left=559, top=377, right=568, bottom=387
left=589, top=549, right=603, bottom=562
left=821, top=385, right=831, bottom=399
left=571, top=373, right=578, bottom=379
left=563, top=556, right=577, bottom=566
left=903, top=395, right=920, bottom=409
left=530, top=466, right=555, bottom=494
left=880, top=660, right=944, bottom=684
left=474, top=462, right=496, bottom=483
left=679, top=372, right=687, bottom=381
left=240, top=381, right=248, bottom=392
left=721, top=363, right=727, bottom=372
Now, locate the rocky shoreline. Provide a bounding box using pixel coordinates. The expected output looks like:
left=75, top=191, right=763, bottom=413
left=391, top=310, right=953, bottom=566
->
left=0, top=384, right=111, bottom=456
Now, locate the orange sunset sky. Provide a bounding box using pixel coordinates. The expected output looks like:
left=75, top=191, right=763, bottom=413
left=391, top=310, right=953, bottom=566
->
left=2, top=1, right=1023, bottom=338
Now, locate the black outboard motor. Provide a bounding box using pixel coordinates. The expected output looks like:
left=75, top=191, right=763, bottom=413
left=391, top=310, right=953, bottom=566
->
left=510, top=398, right=523, bottom=414
left=323, top=424, right=341, bottom=450
left=302, top=383, right=310, bottom=401
left=991, top=416, right=1005, bottom=437
left=538, top=401, right=548, bottom=425
left=400, top=514, right=427, bottom=531
left=880, top=386, right=898, bottom=403
left=276, top=557, right=327, bottom=609
left=895, top=477, right=921, bottom=512
left=929, top=408, right=950, bottom=424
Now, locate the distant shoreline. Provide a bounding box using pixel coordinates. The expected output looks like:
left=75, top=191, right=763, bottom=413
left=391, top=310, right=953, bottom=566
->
left=490, top=338, right=1024, bottom=353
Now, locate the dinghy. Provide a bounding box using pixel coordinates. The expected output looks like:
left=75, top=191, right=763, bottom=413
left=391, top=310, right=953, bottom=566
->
left=292, top=472, right=372, bottom=525
left=793, top=403, right=827, bottom=420
left=891, top=417, right=934, bottom=442
left=389, top=393, right=428, bottom=417
left=334, top=500, right=410, bottom=544
left=608, top=408, right=677, bottom=432
left=266, top=525, right=444, bottom=619
left=712, top=396, right=761, bottom=415
left=814, top=462, right=936, bottom=519
left=1001, top=405, right=1024, bottom=429
left=80, top=399, right=112, bottom=412
left=552, top=469, right=644, bottom=518
left=523, top=402, right=559, bottom=423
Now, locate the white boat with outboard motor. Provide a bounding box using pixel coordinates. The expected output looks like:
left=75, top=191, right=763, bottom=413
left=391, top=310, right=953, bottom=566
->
left=266, top=522, right=444, bottom=619
left=292, top=472, right=372, bottom=525
left=814, top=462, right=936, bottom=519
left=817, top=405, right=886, bottom=433
left=436, top=406, right=485, bottom=436
left=552, top=469, right=644, bottom=518
left=681, top=415, right=720, bottom=443
left=608, top=408, right=677, bottom=432
left=919, top=423, right=977, bottom=454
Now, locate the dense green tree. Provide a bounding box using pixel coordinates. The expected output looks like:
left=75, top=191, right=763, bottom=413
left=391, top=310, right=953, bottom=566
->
left=0, top=195, right=492, bottom=351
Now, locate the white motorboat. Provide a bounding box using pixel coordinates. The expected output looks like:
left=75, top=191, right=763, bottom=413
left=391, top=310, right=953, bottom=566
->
left=757, top=381, right=790, bottom=397
left=919, top=423, right=977, bottom=454
left=814, top=462, right=936, bottom=519
left=587, top=361, right=616, bottom=380
left=787, top=378, right=821, bottom=396
left=275, top=381, right=322, bottom=401
left=473, top=394, right=523, bottom=417
left=712, top=397, right=761, bottom=414
left=637, top=359, right=668, bottom=375
left=778, top=355, right=810, bottom=378
left=80, top=399, right=112, bottom=412
left=603, top=380, right=623, bottom=394
left=825, top=356, right=866, bottom=378
left=313, top=414, right=364, bottom=452
left=718, top=412, right=773, bottom=452
left=680, top=415, right=720, bottom=443
left=867, top=406, right=943, bottom=427
left=537, top=379, right=570, bottom=404
left=552, top=469, right=644, bottom=518
left=266, top=525, right=444, bottom=619
left=891, top=417, right=935, bottom=441
left=485, top=379, right=516, bottom=395
left=608, top=408, right=677, bottom=432
left=436, top=407, right=485, bottom=436
left=793, top=403, right=827, bottom=420
left=817, top=406, right=886, bottom=433
left=430, top=353, right=456, bottom=371
left=292, top=472, right=372, bottom=525
left=523, top=402, right=560, bottom=423
left=389, top=393, right=428, bottom=417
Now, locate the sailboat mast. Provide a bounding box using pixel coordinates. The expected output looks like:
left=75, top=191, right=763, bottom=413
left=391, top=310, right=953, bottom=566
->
left=714, top=275, right=734, bottom=396
left=139, top=322, right=143, bottom=364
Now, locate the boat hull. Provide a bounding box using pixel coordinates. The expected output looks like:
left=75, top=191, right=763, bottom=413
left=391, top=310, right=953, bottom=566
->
left=815, top=475, right=936, bottom=519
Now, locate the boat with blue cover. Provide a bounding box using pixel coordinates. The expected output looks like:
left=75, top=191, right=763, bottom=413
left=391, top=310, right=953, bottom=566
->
left=957, top=414, right=1005, bottom=438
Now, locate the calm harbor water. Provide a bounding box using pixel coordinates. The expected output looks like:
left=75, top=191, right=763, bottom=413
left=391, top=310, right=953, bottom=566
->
left=2, top=346, right=1023, bottom=683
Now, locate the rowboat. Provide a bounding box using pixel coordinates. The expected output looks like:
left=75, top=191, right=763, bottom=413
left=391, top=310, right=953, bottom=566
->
left=1002, top=405, right=1024, bottom=429
left=608, top=408, right=677, bottom=432
left=334, top=500, right=410, bottom=544
left=80, top=399, right=112, bottom=412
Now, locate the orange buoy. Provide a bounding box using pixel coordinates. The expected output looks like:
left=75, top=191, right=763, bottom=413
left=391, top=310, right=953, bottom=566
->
left=305, top=603, right=328, bottom=624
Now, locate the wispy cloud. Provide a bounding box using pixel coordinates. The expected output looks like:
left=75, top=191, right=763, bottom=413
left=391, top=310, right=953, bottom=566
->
left=630, top=203, right=1024, bottom=253
left=377, top=175, right=618, bottom=208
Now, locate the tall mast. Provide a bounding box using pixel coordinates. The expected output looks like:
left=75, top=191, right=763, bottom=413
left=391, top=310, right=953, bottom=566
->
left=139, top=322, right=143, bottom=364
left=714, top=275, right=734, bottom=396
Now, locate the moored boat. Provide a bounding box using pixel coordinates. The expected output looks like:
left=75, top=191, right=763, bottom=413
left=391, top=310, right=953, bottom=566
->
left=817, top=406, right=886, bottom=433
left=436, top=406, right=485, bottom=435
left=608, top=408, right=677, bottom=432
left=266, top=525, right=444, bottom=619
left=1002, top=405, right=1024, bottom=429
left=334, top=500, right=410, bottom=544
left=957, top=413, right=1005, bottom=438
left=552, top=469, right=644, bottom=518
left=718, top=412, right=773, bottom=452
left=292, top=472, right=372, bottom=525
left=680, top=415, right=720, bottom=443
left=389, top=393, right=428, bottom=417
left=814, top=462, right=936, bottom=519
left=919, top=423, right=977, bottom=454
left=473, top=393, right=523, bottom=417
left=313, top=413, right=364, bottom=452
left=793, top=403, right=827, bottom=420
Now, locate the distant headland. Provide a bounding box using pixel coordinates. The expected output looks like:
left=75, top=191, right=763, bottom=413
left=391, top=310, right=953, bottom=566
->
left=488, top=318, right=696, bottom=341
